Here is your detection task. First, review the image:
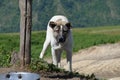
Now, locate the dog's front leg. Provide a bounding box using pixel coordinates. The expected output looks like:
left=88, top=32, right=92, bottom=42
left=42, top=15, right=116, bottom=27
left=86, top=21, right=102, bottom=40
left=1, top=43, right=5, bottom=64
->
left=56, top=49, right=62, bottom=68
left=51, top=48, right=57, bottom=66
left=39, top=39, right=50, bottom=58
left=66, top=49, right=72, bottom=72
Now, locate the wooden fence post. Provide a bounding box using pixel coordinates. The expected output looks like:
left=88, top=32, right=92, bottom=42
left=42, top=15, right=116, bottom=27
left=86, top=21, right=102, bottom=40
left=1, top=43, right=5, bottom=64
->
left=19, top=0, right=32, bottom=67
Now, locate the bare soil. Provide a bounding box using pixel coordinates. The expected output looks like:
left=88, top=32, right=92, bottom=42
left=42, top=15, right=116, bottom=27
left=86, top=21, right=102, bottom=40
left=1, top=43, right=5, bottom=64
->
left=62, top=42, right=120, bottom=80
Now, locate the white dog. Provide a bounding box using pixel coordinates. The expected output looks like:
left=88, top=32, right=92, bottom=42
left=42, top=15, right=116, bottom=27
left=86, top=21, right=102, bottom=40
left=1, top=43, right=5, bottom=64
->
left=39, top=15, right=73, bottom=72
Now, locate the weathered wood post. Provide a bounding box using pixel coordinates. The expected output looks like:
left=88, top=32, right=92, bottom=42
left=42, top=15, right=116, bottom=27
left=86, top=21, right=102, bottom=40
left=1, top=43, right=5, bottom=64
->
left=19, top=0, right=32, bottom=67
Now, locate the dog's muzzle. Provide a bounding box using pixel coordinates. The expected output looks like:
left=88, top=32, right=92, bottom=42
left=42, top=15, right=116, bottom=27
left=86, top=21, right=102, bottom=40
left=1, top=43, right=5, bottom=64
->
left=58, top=37, right=65, bottom=43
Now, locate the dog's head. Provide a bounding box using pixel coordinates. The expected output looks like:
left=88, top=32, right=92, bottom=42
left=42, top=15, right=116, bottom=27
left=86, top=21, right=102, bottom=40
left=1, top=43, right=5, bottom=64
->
left=49, top=20, right=72, bottom=43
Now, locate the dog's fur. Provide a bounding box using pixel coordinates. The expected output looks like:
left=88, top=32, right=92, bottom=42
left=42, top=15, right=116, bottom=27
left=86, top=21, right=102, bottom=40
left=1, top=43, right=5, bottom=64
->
left=39, top=15, right=73, bottom=71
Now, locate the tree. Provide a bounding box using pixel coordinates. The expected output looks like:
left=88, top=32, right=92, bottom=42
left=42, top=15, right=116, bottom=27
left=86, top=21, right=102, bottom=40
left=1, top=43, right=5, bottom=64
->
left=19, top=0, right=32, bottom=67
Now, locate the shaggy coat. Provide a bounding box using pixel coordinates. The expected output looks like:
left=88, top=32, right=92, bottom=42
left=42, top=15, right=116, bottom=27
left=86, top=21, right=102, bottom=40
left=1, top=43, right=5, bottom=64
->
left=40, top=15, right=73, bottom=72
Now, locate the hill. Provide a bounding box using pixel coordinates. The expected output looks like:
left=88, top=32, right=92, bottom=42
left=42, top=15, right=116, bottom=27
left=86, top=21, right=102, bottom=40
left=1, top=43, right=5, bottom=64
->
left=0, top=0, right=120, bottom=32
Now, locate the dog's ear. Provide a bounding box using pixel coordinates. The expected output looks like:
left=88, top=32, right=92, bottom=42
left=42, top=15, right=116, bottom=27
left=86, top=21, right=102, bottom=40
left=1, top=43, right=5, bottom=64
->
left=49, top=21, right=56, bottom=28
left=65, top=22, right=72, bottom=29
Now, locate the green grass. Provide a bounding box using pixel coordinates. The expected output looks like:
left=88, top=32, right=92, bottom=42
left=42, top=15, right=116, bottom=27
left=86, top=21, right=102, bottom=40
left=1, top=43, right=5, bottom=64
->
left=73, top=26, right=120, bottom=52
left=0, top=26, right=120, bottom=66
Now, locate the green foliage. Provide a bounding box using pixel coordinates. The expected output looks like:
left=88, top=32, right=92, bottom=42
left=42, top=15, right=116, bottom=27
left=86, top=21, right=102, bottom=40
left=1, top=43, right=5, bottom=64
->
left=30, top=58, right=101, bottom=79
left=73, top=26, right=120, bottom=52
left=0, top=48, right=11, bottom=67
left=1, top=0, right=120, bottom=32
left=0, top=33, right=19, bottom=67
left=0, top=33, right=19, bottom=52
left=30, top=59, right=62, bottom=72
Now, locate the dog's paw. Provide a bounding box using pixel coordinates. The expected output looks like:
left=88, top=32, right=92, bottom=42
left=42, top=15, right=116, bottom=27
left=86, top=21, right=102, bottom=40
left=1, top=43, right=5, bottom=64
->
left=39, top=56, right=42, bottom=59
left=39, top=54, right=43, bottom=59
left=39, top=56, right=41, bottom=59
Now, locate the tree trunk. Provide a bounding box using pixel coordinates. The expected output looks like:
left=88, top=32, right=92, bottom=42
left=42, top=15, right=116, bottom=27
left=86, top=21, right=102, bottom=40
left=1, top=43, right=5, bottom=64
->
left=25, top=0, right=32, bottom=64
left=19, top=0, right=32, bottom=67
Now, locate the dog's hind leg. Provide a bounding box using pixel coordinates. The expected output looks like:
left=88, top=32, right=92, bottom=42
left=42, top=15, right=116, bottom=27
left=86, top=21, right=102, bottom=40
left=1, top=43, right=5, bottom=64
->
left=39, top=39, right=50, bottom=58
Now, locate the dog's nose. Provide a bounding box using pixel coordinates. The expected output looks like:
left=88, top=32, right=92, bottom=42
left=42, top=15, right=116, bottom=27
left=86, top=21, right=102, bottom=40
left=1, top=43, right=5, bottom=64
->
left=58, top=38, right=65, bottom=43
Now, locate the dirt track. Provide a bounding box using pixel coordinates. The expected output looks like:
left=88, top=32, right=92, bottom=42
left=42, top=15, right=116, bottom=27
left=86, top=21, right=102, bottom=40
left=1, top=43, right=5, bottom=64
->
left=62, top=42, right=120, bottom=80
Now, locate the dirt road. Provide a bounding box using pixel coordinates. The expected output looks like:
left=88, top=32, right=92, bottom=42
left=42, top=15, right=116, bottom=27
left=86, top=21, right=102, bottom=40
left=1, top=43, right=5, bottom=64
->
left=62, top=42, right=120, bottom=79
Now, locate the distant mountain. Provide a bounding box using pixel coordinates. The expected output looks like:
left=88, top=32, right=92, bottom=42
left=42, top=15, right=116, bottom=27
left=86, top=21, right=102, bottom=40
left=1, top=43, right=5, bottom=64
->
left=0, top=0, right=120, bottom=33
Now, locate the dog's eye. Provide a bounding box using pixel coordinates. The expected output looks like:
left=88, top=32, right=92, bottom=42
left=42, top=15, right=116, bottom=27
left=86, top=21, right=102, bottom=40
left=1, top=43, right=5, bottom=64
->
left=56, top=30, right=59, bottom=32
left=63, top=30, right=68, bottom=33
left=63, top=28, right=68, bottom=32
left=54, top=29, right=59, bottom=33
left=63, top=26, right=68, bottom=32
left=54, top=26, right=60, bottom=33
